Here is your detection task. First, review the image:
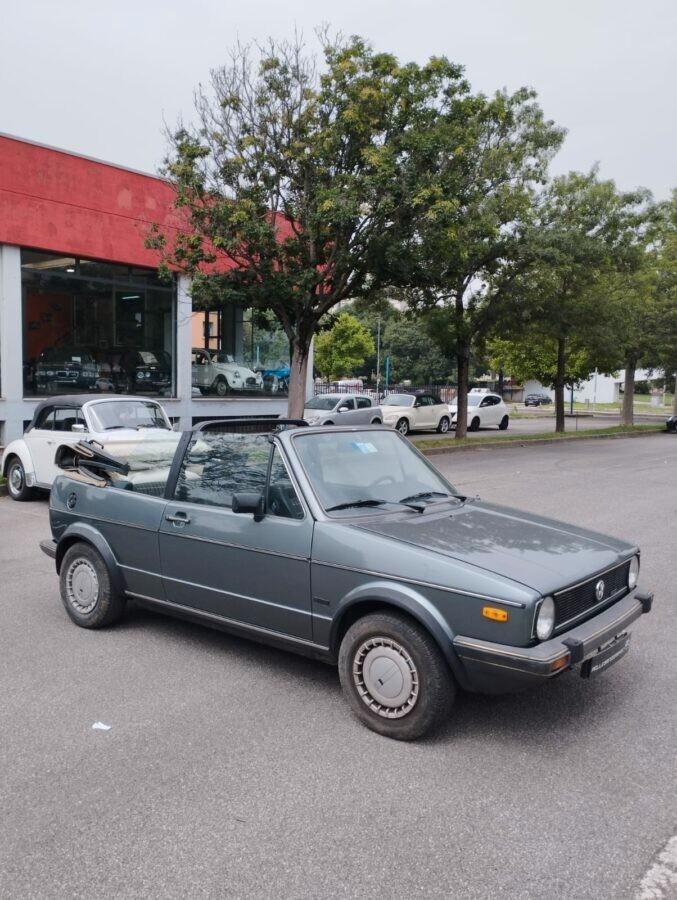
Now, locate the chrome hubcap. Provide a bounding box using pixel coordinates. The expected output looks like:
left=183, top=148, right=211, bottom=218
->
left=397, top=421, right=408, bottom=434
left=66, top=560, right=99, bottom=613
left=353, top=637, right=419, bottom=719
left=9, top=464, right=24, bottom=493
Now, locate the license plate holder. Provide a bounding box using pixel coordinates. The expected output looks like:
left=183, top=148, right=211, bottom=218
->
left=581, top=633, right=631, bottom=679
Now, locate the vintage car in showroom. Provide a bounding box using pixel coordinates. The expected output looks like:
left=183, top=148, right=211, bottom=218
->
left=39, top=420, right=652, bottom=740
left=1, top=395, right=175, bottom=501
left=35, top=346, right=99, bottom=394
left=192, top=348, right=263, bottom=396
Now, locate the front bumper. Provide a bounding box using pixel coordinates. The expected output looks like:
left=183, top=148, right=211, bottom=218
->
left=453, top=590, right=653, bottom=693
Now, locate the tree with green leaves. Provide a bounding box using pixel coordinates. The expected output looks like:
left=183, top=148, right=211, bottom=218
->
left=402, top=87, right=565, bottom=436
left=314, top=312, right=374, bottom=380
left=488, top=171, right=652, bottom=431
left=486, top=334, right=595, bottom=392
left=148, top=33, right=473, bottom=416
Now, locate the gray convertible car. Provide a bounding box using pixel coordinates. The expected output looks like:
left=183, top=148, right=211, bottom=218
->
left=41, top=420, right=653, bottom=740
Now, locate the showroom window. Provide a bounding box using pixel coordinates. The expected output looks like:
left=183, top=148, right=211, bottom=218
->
left=21, top=250, right=175, bottom=398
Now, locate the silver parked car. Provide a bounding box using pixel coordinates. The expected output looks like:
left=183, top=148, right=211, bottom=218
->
left=303, top=393, right=382, bottom=426
left=41, top=420, right=652, bottom=740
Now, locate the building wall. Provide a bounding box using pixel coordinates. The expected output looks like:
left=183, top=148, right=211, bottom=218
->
left=0, top=136, right=312, bottom=444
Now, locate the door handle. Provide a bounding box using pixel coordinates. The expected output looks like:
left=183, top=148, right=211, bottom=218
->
left=166, top=513, right=191, bottom=525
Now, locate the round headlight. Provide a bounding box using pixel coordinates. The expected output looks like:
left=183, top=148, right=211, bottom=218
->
left=628, top=556, right=640, bottom=590
left=536, top=596, right=556, bottom=641
left=137, top=371, right=144, bottom=380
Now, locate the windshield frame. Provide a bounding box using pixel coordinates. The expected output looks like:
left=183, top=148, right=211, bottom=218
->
left=289, top=426, right=458, bottom=518
left=86, top=399, right=172, bottom=432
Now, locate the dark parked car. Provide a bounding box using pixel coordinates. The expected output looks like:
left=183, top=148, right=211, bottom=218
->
left=35, top=347, right=98, bottom=394
left=524, top=393, right=553, bottom=407
left=667, top=415, right=677, bottom=432
left=118, top=350, right=172, bottom=394
left=40, top=420, right=652, bottom=740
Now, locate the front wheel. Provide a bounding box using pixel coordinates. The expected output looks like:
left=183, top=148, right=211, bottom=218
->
left=396, top=417, right=409, bottom=436
left=437, top=416, right=450, bottom=434
left=214, top=377, right=229, bottom=397
left=338, top=611, right=455, bottom=740
left=370, top=417, right=382, bottom=425
left=59, top=542, right=126, bottom=628
left=499, top=415, right=509, bottom=430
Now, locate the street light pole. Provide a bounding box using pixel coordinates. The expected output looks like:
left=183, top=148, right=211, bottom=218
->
left=375, top=316, right=381, bottom=401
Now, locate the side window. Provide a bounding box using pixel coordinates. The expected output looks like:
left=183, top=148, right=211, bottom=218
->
left=356, top=397, right=372, bottom=409
left=53, top=408, right=81, bottom=432
left=174, top=432, right=270, bottom=508
left=267, top=446, right=304, bottom=519
left=338, top=397, right=355, bottom=411
left=34, top=408, right=54, bottom=430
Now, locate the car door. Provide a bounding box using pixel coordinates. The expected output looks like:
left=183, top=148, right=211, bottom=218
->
left=354, top=396, right=374, bottom=423
left=417, top=395, right=436, bottom=430
left=335, top=396, right=356, bottom=422
left=480, top=396, right=499, bottom=426
left=191, top=349, right=210, bottom=389
left=159, top=430, right=313, bottom=640
left=30, top=406, right=86, bottom=485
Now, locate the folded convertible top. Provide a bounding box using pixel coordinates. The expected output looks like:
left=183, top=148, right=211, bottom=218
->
left=55, top=441, right=130, bottom=486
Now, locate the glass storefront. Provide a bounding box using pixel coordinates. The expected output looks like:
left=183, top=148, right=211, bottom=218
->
left=191, top=308, right=290, bottom=397
left=21, top=250, right=175, bottom=397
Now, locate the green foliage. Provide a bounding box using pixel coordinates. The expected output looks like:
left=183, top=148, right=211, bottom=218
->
left=486, top=336, right=593, bottom=387
left=314, top=313, right=374, bottom=379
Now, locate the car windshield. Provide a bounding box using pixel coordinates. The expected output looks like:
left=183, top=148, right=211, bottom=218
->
left=293, top=429, right=458, bottom=515
left=305, top=396, right=340, bottom=411
left=88, top=401, right=171, bottom=431
left=213, top=353, right=236, bottom=365
left=467, top=395, right=483, bottom=407
left=382, top=394, right=414, bottom=407
left=138, top=351, right=165, bottom=365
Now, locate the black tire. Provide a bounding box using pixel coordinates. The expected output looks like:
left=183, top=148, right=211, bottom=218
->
left=6, top=457, right=35, bottom=502
left=469, top=416, right=480, bottom=432
left=396, top=417, right=409, bottom=436
left=338, top=611, right=455, bottom=741
left=324, top=420, right=334, bottom=426
left=370, top=417, right=382, bottom=425
left=214, top=377, right=229, bottom=397
left=59, top=542, right=126, bottom=629
left=499, top=415, right=509, bottom=430
left=437, top=416, right=450, bottom=434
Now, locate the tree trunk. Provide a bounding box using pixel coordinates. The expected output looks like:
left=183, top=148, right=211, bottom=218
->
left=497, top=368, right=505, bottom=398
left=287, top=339, right=310, bottom=419
left=455, top=346, right=470, bottom=439
left=554, top=336, right=566, bottom=433
left=621, top=355, right=636, bottom=427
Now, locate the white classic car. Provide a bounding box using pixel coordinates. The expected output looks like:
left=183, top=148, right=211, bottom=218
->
left=449, top=390, right=509, bottom=431
left=381, top=392, right=451, bottom=435
left=192, top=348, right=263, bottom=396
left=1, top=395, right=176, bottom=501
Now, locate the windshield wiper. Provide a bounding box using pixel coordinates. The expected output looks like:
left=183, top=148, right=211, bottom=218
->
left=398, top=490, right=464, bottom=505
left=326, top=498, right=423, bottom=513
left=104, top=425, right=132, bottom=431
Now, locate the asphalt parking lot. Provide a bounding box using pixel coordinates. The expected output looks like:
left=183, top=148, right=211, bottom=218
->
left=1, top=434, right=675, bottom=899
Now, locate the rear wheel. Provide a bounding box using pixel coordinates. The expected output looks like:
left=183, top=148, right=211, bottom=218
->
left=469, top=416, right=480, bottom=432
left=437, top=416, right=450, bottom=434
left=370, top=417, right=382, bottom=425
left=396, top=417, right=409, bottom=436
left=499, top=415, right=509, bottom=430
left=338, top=611, right=455, bottom=740
left=6, top=457, right=35, bottom=502
left=59, top=542, right=126, bottom=628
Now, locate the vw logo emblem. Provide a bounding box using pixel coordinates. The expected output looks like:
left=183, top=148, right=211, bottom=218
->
left=595, top=579, right=605, bottom=602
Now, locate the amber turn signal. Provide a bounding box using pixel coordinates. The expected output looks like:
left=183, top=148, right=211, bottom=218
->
left=482, top=606, right=508, bottom=622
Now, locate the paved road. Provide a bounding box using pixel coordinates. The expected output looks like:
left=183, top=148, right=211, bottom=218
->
left=0, top=435, right=675, bottom=899
left=410, top=410, right=664, bottom=442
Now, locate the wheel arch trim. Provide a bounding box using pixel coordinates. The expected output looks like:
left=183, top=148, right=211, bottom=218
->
left=329, top=579, right=470, bottom=688
left=55, top=522, right=124, bottom=595
left=1, top=440, right=36, bottom=479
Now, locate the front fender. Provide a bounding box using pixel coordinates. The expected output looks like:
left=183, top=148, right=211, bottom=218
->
left=55, top=521, right=125, bottom=596
left=1, top=439, right=36, bottom=481
left=330, top=579, right=471, bottom=690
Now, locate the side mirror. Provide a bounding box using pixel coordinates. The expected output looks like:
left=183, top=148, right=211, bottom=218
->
left=337, top=405, right=348, bottom=412
left=72, top=423, right=87, bottom=433
left=232, top=491, right=265, bottom=521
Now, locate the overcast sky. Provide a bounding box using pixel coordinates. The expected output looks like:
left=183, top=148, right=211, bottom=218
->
left=1, top=0, right=674, bottom=198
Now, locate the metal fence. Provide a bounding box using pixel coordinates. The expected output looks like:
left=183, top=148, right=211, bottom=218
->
left=313, top=382, right=458, bottom=403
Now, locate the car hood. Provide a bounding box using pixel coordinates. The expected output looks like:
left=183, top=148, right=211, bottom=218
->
left=353, top=500, right=635, bottom=595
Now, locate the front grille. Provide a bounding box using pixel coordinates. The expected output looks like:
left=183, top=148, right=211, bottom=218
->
left=554, top=561, right=630, bottom=629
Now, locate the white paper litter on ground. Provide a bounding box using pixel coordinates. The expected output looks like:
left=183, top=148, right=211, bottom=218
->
left=91, top=722, right=112, bottom=731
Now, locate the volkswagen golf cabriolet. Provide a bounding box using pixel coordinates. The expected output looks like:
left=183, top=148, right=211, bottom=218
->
left=40, top=420, right=653, bottom=740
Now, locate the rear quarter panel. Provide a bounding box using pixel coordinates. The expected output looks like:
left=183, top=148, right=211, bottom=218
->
left=50, top=476, right=167, bottom=599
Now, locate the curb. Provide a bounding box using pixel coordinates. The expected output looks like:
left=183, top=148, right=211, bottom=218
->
left=419, top=429, right=667, bottom=457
